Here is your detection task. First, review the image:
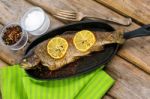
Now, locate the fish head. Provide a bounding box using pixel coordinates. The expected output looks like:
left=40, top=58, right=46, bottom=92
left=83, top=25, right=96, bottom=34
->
left=20, top=53, right=40, bottom=69
left=21, top=59, right=33, bottom=69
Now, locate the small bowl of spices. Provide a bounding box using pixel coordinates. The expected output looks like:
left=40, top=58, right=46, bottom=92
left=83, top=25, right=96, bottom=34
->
left=0, top=23, right=28, bottom=50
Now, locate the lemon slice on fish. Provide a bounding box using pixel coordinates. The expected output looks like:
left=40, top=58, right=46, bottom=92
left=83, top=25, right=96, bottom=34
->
left=73, top=30, right=96, bottom=52
left=47, top=37, right=68, bottom=59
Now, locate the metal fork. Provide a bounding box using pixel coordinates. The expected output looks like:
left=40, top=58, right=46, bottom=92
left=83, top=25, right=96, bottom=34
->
left=53, top=9, right=132, bottom=26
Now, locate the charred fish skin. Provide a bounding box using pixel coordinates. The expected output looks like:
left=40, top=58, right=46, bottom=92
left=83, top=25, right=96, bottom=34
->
left=21, top=30, right=125, bottom=70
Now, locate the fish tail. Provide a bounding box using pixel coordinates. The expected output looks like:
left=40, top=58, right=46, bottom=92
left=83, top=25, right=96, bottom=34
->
left=113, top=28, right=125, bottom=44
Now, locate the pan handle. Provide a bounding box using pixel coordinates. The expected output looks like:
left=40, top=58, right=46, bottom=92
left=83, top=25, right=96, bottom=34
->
left=124, top=24, right=150, bottom=39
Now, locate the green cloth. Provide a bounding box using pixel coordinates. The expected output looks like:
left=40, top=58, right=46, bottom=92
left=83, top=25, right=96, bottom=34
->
left=0, top=65, right=115, bottom=99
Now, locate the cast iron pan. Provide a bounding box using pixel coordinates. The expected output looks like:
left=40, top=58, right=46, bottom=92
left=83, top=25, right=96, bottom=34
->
left=23, top=20, right=150, bottom=80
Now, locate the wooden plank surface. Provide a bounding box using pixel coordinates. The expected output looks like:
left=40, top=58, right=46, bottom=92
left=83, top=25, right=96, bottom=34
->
left=118, top=36, right=150, bottom=74
left=27, top=0, right=131, bottom=24
left=95, top=0, right=150, bottom=25
left=103, top=95, right=114, bottom=99
left=26, top=0, right=150, bottom=73
left=0, top=0, right=150, bottom=98
left=0, top=24, right=17, bottom=64
left=106, top=56, right=150, bottom=99
left=0, top=60, right=7, bottom=67
left=1, top=0, right=64, bottom=30
left=0, top=2, right=15, bottom=25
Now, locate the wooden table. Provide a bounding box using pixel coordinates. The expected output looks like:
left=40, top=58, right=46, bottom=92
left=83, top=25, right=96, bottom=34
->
left=0, top=0, right=150, bottom=98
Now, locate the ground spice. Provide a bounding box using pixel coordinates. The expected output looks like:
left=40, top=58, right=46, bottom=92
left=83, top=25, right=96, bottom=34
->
left=2, top=25, right=22, bottom=45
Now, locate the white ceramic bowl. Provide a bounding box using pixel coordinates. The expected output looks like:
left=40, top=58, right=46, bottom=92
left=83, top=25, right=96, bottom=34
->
left=21, top=7, right=50, bottom=36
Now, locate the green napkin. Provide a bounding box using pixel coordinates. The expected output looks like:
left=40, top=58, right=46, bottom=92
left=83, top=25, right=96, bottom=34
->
left=0, top=65, right=115, bottom=99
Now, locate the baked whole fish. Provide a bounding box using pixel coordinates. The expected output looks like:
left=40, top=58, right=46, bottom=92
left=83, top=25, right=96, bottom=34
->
left=21, top=29, right=125, bottom=70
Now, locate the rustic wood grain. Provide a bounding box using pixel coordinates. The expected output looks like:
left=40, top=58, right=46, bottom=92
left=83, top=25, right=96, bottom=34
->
left=106, top=56, right=150, bottom=99
left=0, top=0, right=149, bottom=98
left=0, top=1, right=15, bottom=25
left=118, top=37, right=150, bottom=74
left=27, top=0, right=131, bottom=24
left=26, top=0, right=132, bottom=26
left=118, top=24, right=150, bottom=74
left=103, top=95, right=114, bottom=99
left=95, top=0, right=150, bottom=25
left=0, top=60, right=7, bottom=67
left=0, top=45, right=17, bottom=65
left=0, top=0, right=64, bottom=33
left=26, top=0, right=150, bottom=73
left=0, top=24, right=17, bottom=64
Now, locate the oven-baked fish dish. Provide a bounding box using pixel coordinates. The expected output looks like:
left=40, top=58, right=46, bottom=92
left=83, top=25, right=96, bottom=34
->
left=21, top=29, right=125, bottom=70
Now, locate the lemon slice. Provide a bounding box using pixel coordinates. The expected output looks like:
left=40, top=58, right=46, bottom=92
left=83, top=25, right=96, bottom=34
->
left=73, top=30, right=96, bottom=52
left=47, top=37, right=68, bottom=59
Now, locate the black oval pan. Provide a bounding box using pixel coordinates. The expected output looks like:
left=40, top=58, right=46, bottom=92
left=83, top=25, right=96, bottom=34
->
left=24, top=20, right=150, bottom=80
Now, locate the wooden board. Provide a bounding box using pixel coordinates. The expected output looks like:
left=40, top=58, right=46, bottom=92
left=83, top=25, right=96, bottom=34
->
left=0, top=24, right=17, bottom=64
left=103, top=95, right=114, bottom=99
left=27, top=0, right=131, bottom=24
left=95, top=0, right=150, bottom=25
left=0, top=60, right=7, bottom=67
left=118, top=35, right=150, bottom=74
left=26, top=0, right=150, bottom=73
left=106, top=56, right=150, bottom=99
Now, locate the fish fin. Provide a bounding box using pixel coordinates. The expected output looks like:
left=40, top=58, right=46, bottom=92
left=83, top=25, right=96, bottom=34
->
left=92, top=45, right=103, bottom=52
left=48, top=65, right=56, bottom=71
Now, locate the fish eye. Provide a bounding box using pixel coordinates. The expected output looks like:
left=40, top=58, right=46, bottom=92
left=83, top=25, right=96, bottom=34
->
left=23, top=59, right=27, bottom=62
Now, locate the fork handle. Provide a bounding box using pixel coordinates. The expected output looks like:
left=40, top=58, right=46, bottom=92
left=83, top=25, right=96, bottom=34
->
left=84, top=16, right=132, bottom=26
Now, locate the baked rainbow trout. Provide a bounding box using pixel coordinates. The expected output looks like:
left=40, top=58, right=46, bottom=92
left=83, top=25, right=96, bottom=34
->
left=21, top=29, right=125, bottom=70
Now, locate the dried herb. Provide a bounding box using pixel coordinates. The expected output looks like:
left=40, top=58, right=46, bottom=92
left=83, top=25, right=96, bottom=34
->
left=2, top=25, right=22, bottom=45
